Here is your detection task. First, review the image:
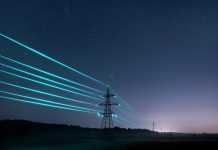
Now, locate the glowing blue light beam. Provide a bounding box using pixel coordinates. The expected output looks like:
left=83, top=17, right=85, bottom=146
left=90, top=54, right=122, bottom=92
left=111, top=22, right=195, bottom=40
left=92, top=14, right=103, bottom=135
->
left=115, top=104, right=132, bottom=116
left=0, top=81, right=95, bottom=106
left=115, top=106, right=137, bottom=121
left=117, top=95, right=133, bottom=111
left=118, top=116, right=132, bottom=126
left=0, top=90, right=99, bottom=112
left=117, top=96, right=132, bottom=110
left=0, top=95, right=94, bottom=113
left=0, top=63, right=101, bottom=97
left=0, top=33, right=106, bottom=86
left=0, top=69, right=102, bottom=101
left=112, top=114, right=118, bottom=118
left=115, top=92, right=135, bottom=114
left=96, top=112, right=103, bottom=117
left=114, top=119, right=128, bottom=128
left=115, top=106, right=129, bottom=116
left=111, top=89, right=133, bottom=111
left=0, top=55, right=104, bottom=94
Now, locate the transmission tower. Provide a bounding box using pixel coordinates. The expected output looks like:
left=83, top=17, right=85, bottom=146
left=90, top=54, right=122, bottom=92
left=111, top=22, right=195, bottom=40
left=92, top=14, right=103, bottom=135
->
left=98, top=87, right=118, bottom=128
left=152, top=122, right=156, bottom=132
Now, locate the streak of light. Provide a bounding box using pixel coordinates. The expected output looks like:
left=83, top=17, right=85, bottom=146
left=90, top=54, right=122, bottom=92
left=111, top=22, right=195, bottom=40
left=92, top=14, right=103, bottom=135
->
left=0, top=69, right=102, bottom=101
left=0, top=33, right=106, bottom=86
left=0, top=81, right=95, bottom=106
left=0, top=95, right=95, bottom=113
left=0, top=63, right=101, bottom=97
left=0, top=90, right=99, bottom=112
left=0, top=55, right=104, bottom=94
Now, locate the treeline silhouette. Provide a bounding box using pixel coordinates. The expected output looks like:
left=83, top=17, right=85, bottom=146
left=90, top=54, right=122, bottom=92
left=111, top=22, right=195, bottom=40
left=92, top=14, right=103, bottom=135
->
left=1, top=120, right=218, bottom=150
left=0, top=119, right=153, bottom=140
left=1, top=119, right=218, bottom=140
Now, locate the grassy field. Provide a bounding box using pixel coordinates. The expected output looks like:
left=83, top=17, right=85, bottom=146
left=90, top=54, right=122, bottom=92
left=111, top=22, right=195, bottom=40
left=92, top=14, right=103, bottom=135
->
left=2, top=139, right=218, bottom=150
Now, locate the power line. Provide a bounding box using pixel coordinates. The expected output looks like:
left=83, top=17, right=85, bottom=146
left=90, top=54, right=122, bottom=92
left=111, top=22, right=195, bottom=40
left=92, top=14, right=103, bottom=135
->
left=0, top=69, right=102, bottom=101
left=115, top=106, right=128, bottom=116
left=0, top=33, right=106, bottom=86
left=1, top=55, right=132, bottom=112
left=0, top=34, right=134, bottom=127
left=115, top=106, right=135, bottom=120
left=111, top=89, right=134, bottom=112
left=0, top=95, right=95, bottom=113
left=0, top=55, right=104, bottom=94
left=0, top=90, right=99, bottom=112
left=118, top=116, right=132, bottom=125
left=0, top=63, right=101, bottom=97
left=113, top=119, right=128, bottom=128
left=0, top=57, right=133, bottom=127
left=0, top=81, right=95, bottom=106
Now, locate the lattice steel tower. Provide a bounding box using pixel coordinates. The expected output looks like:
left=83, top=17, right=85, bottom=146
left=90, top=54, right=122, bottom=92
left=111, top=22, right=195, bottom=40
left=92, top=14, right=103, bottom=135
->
left=98, top=87, right=118, bottom=128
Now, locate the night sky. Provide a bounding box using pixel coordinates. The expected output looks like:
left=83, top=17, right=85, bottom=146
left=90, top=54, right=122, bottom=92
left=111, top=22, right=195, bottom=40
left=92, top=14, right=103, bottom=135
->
left=0, top=0, right=218, bottom=133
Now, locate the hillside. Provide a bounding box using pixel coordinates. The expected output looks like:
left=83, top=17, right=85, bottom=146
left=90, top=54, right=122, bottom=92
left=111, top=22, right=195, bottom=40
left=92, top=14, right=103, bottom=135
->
left=1, top=120, right=218, bottom=150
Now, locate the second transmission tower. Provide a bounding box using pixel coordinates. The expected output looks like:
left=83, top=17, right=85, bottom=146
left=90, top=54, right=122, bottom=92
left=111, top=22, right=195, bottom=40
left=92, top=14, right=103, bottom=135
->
left=98, top=87, right=118, bottom=128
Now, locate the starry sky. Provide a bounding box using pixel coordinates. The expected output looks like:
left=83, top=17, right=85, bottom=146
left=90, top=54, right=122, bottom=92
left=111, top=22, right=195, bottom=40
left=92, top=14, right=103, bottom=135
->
left=0, top=0, right=218, bottom=133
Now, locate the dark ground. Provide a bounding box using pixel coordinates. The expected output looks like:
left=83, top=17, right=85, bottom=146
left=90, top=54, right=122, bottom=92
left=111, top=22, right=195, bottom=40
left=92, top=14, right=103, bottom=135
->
left=1, top=120, right=218, bottom=150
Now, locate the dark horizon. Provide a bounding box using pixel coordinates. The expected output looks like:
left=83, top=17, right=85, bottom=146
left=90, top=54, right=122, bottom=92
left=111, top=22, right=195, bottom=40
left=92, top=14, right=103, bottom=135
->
left=1, top=119, right=218, bottom=134
left=2, top=119, right=218, bottom=150
left=0, top=0, right=218, bottom=133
